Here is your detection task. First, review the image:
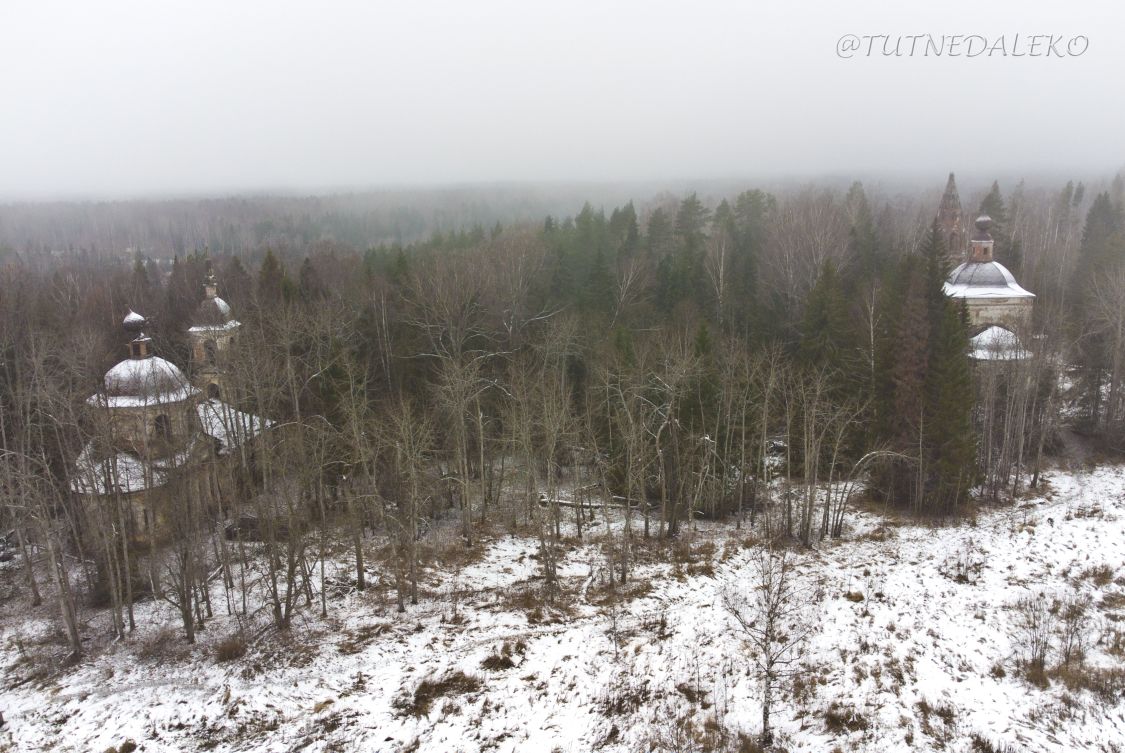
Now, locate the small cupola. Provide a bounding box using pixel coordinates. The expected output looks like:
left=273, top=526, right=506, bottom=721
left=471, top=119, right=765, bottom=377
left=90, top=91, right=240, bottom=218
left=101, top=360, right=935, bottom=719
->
left=203, top=262, right=219, bottom=299
left=968, top=215, right=994, bottom=263
left=123, top=310, right=153, bottom=359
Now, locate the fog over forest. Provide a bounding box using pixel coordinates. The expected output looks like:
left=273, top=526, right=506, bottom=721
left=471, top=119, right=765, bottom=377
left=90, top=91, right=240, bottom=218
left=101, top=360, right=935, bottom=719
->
left=2, top=0, right=1123, bottom=200
left=4, top=3, right=1125, bottom=753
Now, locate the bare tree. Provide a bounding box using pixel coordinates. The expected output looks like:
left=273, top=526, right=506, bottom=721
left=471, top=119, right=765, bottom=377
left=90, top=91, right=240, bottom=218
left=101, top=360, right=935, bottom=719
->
left=722, top=547, right=815, bottom=746
left=377, top=398, right=433, bottom=611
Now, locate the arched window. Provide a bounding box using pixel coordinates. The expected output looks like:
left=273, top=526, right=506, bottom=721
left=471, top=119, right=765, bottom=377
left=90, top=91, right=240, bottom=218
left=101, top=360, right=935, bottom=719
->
left=208, top=383, right=221, bottom=400
left=154, top=414, right=172, bottom=442
left=204, top=339, right=218, bottom=365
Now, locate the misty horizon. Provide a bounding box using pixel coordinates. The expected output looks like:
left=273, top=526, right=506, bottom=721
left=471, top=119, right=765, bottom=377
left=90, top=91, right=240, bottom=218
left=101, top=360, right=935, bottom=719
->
left=3, top=0, right=1123, bottom=201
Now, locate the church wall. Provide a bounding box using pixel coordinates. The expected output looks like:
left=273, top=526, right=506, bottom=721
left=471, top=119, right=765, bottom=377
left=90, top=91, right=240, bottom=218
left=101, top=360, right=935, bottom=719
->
left=965, top=298, right=1033, bottom=332
left=104, top=400, right=202, bottom=454
left=190, top=329, right=238, bottom=397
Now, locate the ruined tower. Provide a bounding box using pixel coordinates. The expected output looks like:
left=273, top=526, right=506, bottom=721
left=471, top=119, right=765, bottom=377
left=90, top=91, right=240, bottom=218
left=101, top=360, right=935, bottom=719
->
left=935, top=172, right=966, bottom=265
left=188, top=262, right=241, bottom=400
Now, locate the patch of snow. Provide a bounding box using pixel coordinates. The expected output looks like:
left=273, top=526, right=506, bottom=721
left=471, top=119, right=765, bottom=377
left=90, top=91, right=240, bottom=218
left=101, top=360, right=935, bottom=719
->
left=10, top=465, right=1125, bottom=752
left=196, top=399, right=270, bottom=454
left=971, top=325, right=1031, bottom=360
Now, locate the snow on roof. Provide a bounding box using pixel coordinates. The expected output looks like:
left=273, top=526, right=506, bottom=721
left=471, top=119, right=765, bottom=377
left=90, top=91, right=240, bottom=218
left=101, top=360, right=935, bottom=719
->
left=192, top=294, right=235, bottom=328
left=70, top=439, right=200, bottom=496
left=92, top=356, right=198, bottom=408
left=71, top=400, right=271, bottom=494
left=944, top=261, right=1034, bottom=299
left=187, top=319, right=241, bottom=335
left=196, top=398, right=271, bottom=454
left=970, top=326, right=1031, bottom=360
left=88, top=387, right=200, bottom=409
left=123, top=310, right=145, bottom=326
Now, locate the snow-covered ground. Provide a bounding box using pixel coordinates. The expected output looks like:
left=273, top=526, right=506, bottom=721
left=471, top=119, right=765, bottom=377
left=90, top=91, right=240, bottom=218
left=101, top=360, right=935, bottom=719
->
left=3, top=466, right=1125, bottom=752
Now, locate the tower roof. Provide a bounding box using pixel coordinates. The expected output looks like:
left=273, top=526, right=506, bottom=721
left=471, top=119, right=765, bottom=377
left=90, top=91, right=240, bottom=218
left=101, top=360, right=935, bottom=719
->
left=944, top=260, right=1034, bottom=299
left=91, top=309, right=198, bottom=407
left=935, top=172, right=966, bottom=262
left=938, top=172, right=962, bottom=214
left=971, top=214, right=993, bottom=241
left=190, top=264, right=236, bottom=328
left=191, top=296, right=234, bottom=327
left=102, top=356, right=193, bottom=402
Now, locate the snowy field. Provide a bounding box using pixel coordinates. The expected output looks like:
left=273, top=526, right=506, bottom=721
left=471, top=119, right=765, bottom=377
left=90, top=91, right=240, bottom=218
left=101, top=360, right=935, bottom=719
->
left=3, top=466, right=1125, bottom=752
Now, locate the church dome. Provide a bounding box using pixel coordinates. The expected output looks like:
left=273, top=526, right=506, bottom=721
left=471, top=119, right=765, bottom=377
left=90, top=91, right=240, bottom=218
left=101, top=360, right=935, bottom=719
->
left=944, top=261, right=1034, bottom=299
left=970, top=325, right=1030, bottom=360
left=103, top=356, right=194, bottom=405
left=191, top=295, right=233, bottom=327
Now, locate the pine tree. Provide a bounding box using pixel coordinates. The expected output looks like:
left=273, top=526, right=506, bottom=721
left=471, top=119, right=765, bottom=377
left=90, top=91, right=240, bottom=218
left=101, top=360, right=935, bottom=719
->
left=729, top=190, right=771, bottom=337
left=584, top=248, right=614, bottom=316
left=878, top=226, right=976, bottom=513
left=130, top=253, right=155, bottom=313
left=979, top=181, right=1017, bottom=272
left=674, top=194, right=710, bottom=258
left=646, top=207, right=674, bottom=258
left=890, top=265, right=930, bottom=453
left=798, top=261, right=853, bottom=373
left=925, top=299, right=976, bottom=512
left=1069, top=194, right=1125, bottom=423
left=257, top=249, right=286, bottom=306
left=609, top=202, right=640, bottom=257
left=299, top=257, right=325, bottom=301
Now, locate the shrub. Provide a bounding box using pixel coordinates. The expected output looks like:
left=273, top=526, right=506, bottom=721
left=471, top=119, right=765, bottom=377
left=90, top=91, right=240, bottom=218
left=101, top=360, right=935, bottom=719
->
left=396, top=671, right=482, bottom=717
left=1079, top=564, right=1115, bottom=587
left=1051, top=665, right=1125, bottom=704
left=1011, top=594, right=1056, bottom=680
left=481, top=638, right=526, bottom=671
left=215, top=634, right=247, bottom=663
left=597, top=675, right=649, bottom=716
left=969, top=733, right=1016, bottom=753
left=1057, top=593, right=1093, bottom=668
left=824, top=702, right=869, bottom=733
left=337, top=623, right=389, bottom=655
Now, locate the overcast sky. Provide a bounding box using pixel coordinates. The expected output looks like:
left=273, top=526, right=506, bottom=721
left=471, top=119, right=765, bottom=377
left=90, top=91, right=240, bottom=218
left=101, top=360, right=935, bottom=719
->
left=1, top=0, right=1121, bottom=199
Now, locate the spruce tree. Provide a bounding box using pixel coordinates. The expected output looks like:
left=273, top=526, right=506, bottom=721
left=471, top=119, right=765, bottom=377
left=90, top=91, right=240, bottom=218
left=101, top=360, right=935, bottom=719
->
left=925, top=299, right=976, bottom=512
left=1069, top=194, right=1125, bottom=423
left=798, top=261, right=852, bottom=373
left=979, top=181, right=1017, bottom=273
left=299, top=257, right=325, bottom=301
left=257, top=249, right=287, bottom=306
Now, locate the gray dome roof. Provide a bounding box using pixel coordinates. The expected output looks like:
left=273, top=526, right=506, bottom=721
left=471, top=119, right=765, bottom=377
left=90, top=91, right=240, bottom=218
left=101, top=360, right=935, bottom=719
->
left=948, top=261, right=1010, bottom=287
left=944, top=261, right=1034, bottom=299
left=191, top=296, right=233, bottom=327
left=104, top=357, right=191, bottom=401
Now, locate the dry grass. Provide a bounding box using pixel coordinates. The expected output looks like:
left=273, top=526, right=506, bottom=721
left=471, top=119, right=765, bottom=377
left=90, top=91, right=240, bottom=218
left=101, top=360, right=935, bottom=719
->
left=395, top=671, right=482, bottom=717
left=969, top=733, right=1017, bottom=753
left=586, top=578, right=653, bottom=607
left=215, top=634, right=247, bottom=663
left=1079, top=564, right=1115, bottom=587
left=1100, top=591, right=1125, bottom=611
left=1050, top=664, right=1125, bottom=703
left=136, top=627, right=192, bottom=663
left=597, top=675, right=649, bottom=716
left=916, top=698, right=956, bottom=741
left=480, top=639, right=526, bottom=671
left=824, top=702, right=869, bottom=733
left=337, top=623, right=389, bottom=655
left=671, top=539, right=717, bottom=579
